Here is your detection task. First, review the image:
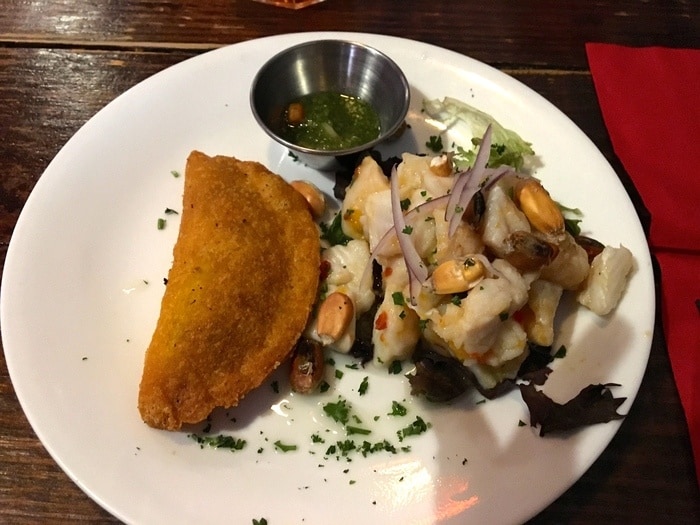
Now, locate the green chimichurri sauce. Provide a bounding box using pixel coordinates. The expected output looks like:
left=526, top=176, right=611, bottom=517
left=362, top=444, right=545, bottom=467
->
left=280, top=91, right=381, bottom=151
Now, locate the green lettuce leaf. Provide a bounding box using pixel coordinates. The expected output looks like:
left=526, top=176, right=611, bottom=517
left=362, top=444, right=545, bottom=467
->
left=423, top=97, right=535, bottom=170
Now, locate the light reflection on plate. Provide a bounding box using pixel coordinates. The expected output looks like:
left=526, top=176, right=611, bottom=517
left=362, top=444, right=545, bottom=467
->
left=0, top=32, right=654, bottom=524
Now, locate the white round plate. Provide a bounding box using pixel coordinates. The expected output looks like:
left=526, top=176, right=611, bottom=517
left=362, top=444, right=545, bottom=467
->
left=1, top=32, right=654, bottom=525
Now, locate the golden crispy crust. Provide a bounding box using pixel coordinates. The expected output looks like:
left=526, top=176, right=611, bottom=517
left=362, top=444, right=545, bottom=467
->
left=138, top=151, right=320, bottom=430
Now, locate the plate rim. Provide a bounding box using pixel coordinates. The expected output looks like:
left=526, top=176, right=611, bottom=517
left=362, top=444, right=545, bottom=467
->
left=0, top=31, right=655, bottom=525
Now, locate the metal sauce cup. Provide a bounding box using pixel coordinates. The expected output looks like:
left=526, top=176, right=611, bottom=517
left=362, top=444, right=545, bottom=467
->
left=251, top=39, right=410, bottom=170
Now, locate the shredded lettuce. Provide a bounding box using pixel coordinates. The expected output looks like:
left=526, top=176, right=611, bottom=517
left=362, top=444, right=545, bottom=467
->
left=423, top=97, right=535, bottom=170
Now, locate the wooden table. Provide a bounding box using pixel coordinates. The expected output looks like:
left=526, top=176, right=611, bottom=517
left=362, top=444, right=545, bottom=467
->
left=1, top=1, right=698, bottom=523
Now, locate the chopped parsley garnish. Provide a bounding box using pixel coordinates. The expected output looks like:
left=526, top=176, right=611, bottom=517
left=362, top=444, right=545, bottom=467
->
left=252, top=518, right=268, bottom=525
left=336, top=440, right=356, bottom=455
left=189, top=433, right=246, bottom=451
left=426, top=135, right=443, bottom=152
left=361, top=439, right=398, bottom=456
left=274, top=440, right=297, bottom=452
left=391, top=291, right=406, bottom=306
left=321, top=436, right=417, bottom=459
left=397, top=416, right=431, bottom=442
left=320, top=212, right=352, bottom=246
left=323, top=398, right=350, bottom=425
left=347, top=425, right=372, bottom=436
left=335, top=369, right=344, bottom=380
left=157, top=218, right=166, bottom=230
left=401, top=225, right=413, bottom=235
left=388, top=401, right=407, bottom=416
left=400, top=198, right=411, bottom=211
left=388, top=360, right=403, bottom=375
left=358, top=376, right=369, bottom=396
left=164, top=208, right=178, bottom=215
left=170, top=170, right=180, bottom=178
left=319, top=380, right=331, bottom=393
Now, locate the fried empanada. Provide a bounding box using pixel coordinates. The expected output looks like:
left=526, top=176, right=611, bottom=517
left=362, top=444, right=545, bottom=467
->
left=138, top=151, right=320, bottom=430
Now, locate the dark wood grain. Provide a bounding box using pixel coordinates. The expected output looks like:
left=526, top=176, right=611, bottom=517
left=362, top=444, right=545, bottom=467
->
left=1, top=1, right=699, bottom=523
left=0, top=0, right=698, bottom=68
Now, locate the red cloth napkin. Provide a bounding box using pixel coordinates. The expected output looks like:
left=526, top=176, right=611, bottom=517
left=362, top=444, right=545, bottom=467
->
left=586, top=43, right=700, bottom=486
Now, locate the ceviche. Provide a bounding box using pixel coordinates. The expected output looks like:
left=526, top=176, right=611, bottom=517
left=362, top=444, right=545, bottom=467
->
left=291, top=97, right=634, bottom=435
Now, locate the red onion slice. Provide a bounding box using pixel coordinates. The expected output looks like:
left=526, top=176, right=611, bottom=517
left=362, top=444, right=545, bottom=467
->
left=390, top=164, right=428, bottom=304
left=446, top=124, right=493, bottom=237
left=445, top=125, right=493, bottom=223
left=450, top=164, right=513, bottom=237
left=359, top=195, right=449, bottom=296
left=373, top=195, right=449, bottom=258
